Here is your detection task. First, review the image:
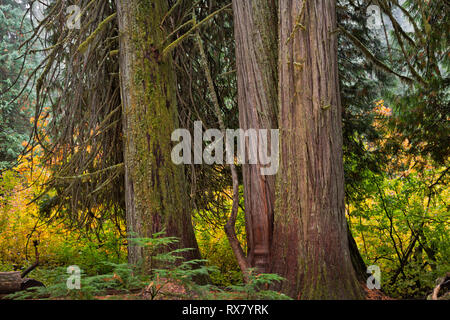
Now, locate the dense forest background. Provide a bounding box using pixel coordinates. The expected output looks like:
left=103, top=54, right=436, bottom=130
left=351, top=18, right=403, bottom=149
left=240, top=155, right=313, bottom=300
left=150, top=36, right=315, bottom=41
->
left=0, top=0, right=448, bottom=300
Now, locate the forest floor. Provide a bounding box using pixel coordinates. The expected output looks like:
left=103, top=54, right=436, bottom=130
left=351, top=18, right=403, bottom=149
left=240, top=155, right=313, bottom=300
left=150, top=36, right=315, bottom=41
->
left=94, top=281, right=395, bottom=300
left=0, top=279, right=395, bottom=300
left=363, top=285, right=394, bottom=300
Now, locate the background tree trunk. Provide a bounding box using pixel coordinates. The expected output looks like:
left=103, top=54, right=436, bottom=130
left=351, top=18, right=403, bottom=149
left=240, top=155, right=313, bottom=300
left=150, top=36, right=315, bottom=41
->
left=232, top=0, right=278, bottom=273
left=348, top=222, right=368, bottom=282
left=270, top=0, right=364, bottom=299
left=116, top=0, right=201, bottom=267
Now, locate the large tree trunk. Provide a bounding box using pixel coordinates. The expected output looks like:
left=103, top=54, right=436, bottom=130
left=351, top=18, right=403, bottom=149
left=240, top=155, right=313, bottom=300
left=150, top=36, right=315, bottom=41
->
left=232, top=0, right=278, bottom=273
left=270, top=0, right=364, bottom=299
left=116, top=0, right=201, bottom=268
left=232, top=0, right=365, bottom=282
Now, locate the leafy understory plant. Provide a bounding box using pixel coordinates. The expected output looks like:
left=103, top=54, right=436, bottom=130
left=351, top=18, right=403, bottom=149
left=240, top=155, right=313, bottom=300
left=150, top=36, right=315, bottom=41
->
left=216, top=268, right=292, bottom=300
left=5, top=233, right=290, bottom=300
left=4, top=263, right=145, bottom=300
left=130, top=231, right=218, bottom=300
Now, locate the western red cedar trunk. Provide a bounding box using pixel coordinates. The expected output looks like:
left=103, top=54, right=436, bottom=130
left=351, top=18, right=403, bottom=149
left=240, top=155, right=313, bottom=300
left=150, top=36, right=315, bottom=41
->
left=270, top=0, right=364, bottom=299
left=116, top=0, right=201, bottom=267
left=232, top=0, right=278, bottom=273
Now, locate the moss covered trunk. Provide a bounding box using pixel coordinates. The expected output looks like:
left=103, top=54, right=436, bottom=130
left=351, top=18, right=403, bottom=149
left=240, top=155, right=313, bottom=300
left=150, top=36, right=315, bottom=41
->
left=270, top=0, right=364, bottom=299
left=116, top=0, right=201, bottom=267
left=232, top=0, right=278, bottom=273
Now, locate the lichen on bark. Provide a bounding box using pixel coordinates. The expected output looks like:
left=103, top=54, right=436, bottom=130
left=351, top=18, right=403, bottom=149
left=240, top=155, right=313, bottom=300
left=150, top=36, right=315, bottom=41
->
left=116, top=0, right=201, bottom=270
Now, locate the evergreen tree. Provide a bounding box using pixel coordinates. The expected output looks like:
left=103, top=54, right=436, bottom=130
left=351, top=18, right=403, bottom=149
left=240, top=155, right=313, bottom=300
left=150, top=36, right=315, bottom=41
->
left=0, top=0, right=37, bottom=170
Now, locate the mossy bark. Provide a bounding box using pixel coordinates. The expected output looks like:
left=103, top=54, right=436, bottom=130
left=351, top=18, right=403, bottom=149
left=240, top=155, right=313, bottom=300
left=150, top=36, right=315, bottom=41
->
left=270, top=0, right=364, bottom=299
left=116, top=0, right=201, bottom=267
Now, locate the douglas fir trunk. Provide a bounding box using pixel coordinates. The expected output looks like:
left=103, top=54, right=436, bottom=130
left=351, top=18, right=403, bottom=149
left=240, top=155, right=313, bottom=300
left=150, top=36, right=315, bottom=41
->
left=270, top=0, right=364, bottom=299
left=116, top=0, right=201, bottom=267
